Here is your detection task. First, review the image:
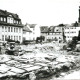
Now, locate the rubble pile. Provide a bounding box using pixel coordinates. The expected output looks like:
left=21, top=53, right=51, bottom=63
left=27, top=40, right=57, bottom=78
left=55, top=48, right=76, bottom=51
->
left=0, top=52, right=80, bottom=80
left=0, top=43, right=80, bottom=80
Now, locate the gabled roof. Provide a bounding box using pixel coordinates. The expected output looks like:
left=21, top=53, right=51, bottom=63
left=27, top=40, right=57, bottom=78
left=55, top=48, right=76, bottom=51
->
left=23, top=25, right=32, bottom=32
left=49, top=26, right=55, bottom=33
left=29, top=24, right=36, bottom=28
left=0, top=9, right=20, bottom=20
left=40, top=26, right=49, bottom=33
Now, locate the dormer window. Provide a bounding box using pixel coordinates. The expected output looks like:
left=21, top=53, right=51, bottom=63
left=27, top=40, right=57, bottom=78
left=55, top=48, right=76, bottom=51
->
left=4, top=18, right=6, bottom=22
left=17, top=21, right=18, bottom=24
left=1, top=17, right=3, bottom=21
left=56, top=29, right=59, bottom=31
left=19, top=21, right=21, bottom=24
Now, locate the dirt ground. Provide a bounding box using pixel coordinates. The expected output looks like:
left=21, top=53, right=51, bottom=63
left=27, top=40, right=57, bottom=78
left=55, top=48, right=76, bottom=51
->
left=0, top=42, right=80, bottom=80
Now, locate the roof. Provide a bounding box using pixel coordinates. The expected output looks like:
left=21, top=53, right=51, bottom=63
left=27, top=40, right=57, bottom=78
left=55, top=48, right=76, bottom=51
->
left=49, top=26, right=55, bottom=33
left=0, top=21, right=23, bottom=27
left=0, top=9, right=20, bottom=20
left=23, top=25, right=32, bottom=32
left=29, top=24, right=36, bottom=28
left=40, top=26, right=49, bottom=33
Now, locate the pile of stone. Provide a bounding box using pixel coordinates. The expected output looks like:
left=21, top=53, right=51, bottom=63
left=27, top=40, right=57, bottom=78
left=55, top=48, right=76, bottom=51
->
left=0, top=49, right=80, bottom=80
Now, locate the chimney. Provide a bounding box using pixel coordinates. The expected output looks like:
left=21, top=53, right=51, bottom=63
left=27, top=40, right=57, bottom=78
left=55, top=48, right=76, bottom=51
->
left=78, top=6, right=80, bottom=23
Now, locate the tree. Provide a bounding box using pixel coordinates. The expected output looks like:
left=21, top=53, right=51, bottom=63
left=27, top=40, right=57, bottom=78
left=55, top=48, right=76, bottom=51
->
left=68, top=36, right=78, bottom=50
left=36, top=36, right=45, bottom=43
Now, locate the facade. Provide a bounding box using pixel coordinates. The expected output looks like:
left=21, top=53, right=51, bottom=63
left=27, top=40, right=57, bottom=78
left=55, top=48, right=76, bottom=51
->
left=47, top=25, right=64, bottom=42
left=23, top=23, right=40, bottom=41
left=40, top=25, right=64, bottom=42
left=29, top=24, right=40, bottom=40
left=64, top=7, right=80, bottom=42
left=40, top=26, right=49, bottom=41
left=64, top=23, right=80, bottom=42
left=0, top=9, right=23, bottom=43
left=23, top=24, right=32, bottom=41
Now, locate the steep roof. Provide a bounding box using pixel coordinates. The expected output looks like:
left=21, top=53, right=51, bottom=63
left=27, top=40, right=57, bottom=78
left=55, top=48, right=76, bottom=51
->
left=29, top=24, right=36, bottom=28
left=40, top=26, right=49, bottom=33
left=49, top=26, right=55, bottom=33
left=23, top=25, right=32, bottom=32
left=0, top=9, right=20, bottom=20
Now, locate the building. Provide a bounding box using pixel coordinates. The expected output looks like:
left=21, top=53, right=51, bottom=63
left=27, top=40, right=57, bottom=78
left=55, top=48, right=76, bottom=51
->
left=0, top=9, right=23, bottom=43
left=23, top=24, right=32, bottom=41
left=40, top=26, right=49, bottom=41
left=23, top=23, right=40, bottom=41
left=64, top=23, right=80, bottom=42
left=78, top=6, right=80, bottom=23
left=48, top=25, right=64, bottom=42
left=64, top=6, right=80, bottom=42
left=40, top=25, right=64, bottom=42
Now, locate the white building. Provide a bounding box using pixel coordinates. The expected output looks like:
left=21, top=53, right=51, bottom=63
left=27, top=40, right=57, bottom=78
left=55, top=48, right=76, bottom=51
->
left=23, top=24, right=32, bottom=41
left=40, top=25, right=64, bottom=42
left=23, top=23, right=41, bottom=41
left=0, top=9, right=23, bottom=43
left=40, top=26, right=49, bottom=41
left=64, top=23, right=80, bottom=42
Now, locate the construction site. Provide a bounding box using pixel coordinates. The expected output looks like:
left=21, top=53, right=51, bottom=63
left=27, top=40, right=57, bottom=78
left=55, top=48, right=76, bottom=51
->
left=0, top=42, right=80, bottom=80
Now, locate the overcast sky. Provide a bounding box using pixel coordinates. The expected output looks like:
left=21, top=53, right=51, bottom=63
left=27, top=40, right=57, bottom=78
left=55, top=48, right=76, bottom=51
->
left=0, top=0, right=80, bottom=26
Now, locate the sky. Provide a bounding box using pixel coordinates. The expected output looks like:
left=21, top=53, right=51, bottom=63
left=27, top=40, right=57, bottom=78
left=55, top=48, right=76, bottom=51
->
left=0, top=0, right=80, bottom=26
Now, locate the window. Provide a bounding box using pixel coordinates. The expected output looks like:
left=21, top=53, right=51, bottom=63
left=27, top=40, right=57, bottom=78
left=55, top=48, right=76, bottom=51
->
left=67, top=36, right=69, bottom=38
left=17, top=21, right=18, bottom=24
left=14, top=36, right=15, bottom=40
left=5, top=35, right=7, bottom=40
left=19, top=36, right=21, bottom=40
left=8, top=27, right=10, bottom=32
left=5, top=27, right=7, bottom=32
left=16, top=28, right=18, bottom=32
left=56, top=29, right=59, bottom=31
left=19, top=21, right=21, bottom=24
left=4, top=18, right=6, bottom=22
left=14, top=20, right=16, bottom=24
left=2, top=35, right=4, bottom=41
left=2, top=26, right=4, bottom=32
left=59, top=37, right=61, bottom=39
left=16, top=36, right=18, bottom=41
left=11, top=36, right=13, bottom=40
left=11, top=27, right=13, bottom=32
left=11, top=18, right=13, bottom=23
left=7, top=17, right=10, bottom=23
left=8, top=36, right=10, bottom=39
left=14, top=28, right=15, bottom=32
left=19, top=28, right=21, bottom=33
left=1, top=17, right=3, bottom=21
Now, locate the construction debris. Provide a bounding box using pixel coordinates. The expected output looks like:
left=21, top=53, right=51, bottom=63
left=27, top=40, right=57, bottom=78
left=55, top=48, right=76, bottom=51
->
left=0, top=43, right=80, bottom=80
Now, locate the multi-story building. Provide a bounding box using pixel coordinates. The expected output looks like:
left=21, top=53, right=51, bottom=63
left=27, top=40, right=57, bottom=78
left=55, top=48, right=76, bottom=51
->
left=23, top=24, right=32, bottom=41
left=40, top=26, right=49, bottom=41
left=40, top=25, right=64, bottom=42
left=48, top=25, right=64, bottom=42
left=23, top=23, right=40, bottom=41
left=0, top=9, right=23, bottom=43
left=64, top=23, right=80, bottom=42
